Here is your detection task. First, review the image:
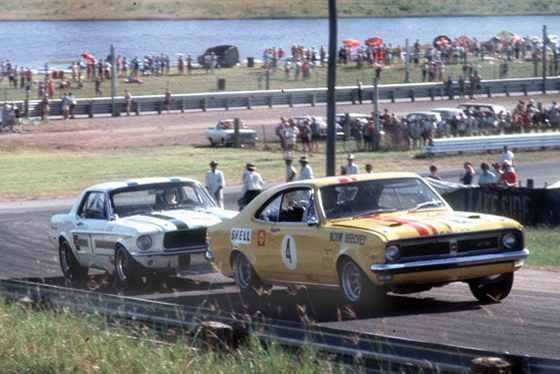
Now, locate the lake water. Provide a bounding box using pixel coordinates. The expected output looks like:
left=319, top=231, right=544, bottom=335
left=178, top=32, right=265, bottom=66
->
left=1, top=15, right=559, bottom=70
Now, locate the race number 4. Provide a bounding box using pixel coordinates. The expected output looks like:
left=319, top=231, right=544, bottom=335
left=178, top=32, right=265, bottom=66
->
left=281, top=234, right=297, bottom=270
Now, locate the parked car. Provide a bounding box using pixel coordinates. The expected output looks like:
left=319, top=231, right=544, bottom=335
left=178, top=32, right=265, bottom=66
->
left=49, top=177, right=237, bottom=286
left=457, top=103, right=507, bottom=116
left=431, top=108, right=466, bottom=121
left=206, top=119, right=258, bottom=146
left=405, top=111, right=443, bottom=123
left=205, top=173, right=529, bottom=309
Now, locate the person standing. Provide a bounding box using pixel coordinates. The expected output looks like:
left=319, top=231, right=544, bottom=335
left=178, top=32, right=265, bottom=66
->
left=459, top=162, right=475, bottom=185
left=239, top=163, right=264, bottom=210
left=124, top=89, right=132, bottom=116
left=40, top=95, right=50, bottom=122
left=285, top=156, right=297, bottom=182
left=95, top=76, right=102, bottom=97
left=164, top=88, right=172, bottom=113
left=498, top=160, right=518, bottom=187
left=68, top=92, right=76, bottom=119
left=298, top=156, right=314, bottom=180
left=205, top=160, right=226, bottom=209
left=498, top=145, right=515, bottom=172
left=61, top=92, right=70, bottom=120
left=365, top=163, right=373, bottom=173
left=342, top=154, right=360, bottom=175
left=478, top=162, right=496, bottom=187
left=426, top=165, right=441, bottom=180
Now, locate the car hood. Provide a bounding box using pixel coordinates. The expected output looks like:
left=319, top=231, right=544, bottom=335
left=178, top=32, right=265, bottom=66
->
left=329, top=210, right=517, bottom=241
left=117, top=208, right=237, bottom=233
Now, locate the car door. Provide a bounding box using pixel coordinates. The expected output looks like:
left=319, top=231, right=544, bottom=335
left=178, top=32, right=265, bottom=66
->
left=255, top=187, right=322, bottom=284
left=71, top=191, right=109, bottom=265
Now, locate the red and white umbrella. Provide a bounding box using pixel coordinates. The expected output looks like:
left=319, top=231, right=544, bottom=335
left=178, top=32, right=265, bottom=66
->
left=365, top=37, right=383, bottom=47
left=342, top=39, right=360, bottom=48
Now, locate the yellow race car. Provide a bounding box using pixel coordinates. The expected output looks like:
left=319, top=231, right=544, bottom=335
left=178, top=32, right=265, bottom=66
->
left=205, top=172, right=529, bottom=309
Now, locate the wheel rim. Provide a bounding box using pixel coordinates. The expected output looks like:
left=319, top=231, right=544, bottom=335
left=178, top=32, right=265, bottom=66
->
left=341, top=261, right=362, bottom=302
left=234, top=254, right=252, bottom=290
left=60, top=241, right=72, bottom=275
left=116, top=249, right=129, bottom=282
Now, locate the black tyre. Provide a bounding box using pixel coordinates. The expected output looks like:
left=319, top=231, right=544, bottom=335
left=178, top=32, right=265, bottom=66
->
left=233, top=252, right=266, bottom=297
left=339, top=259, right=383, bottom=310
left=114, top=245, right=140, bottom=287
left=469, top=272, right=514, bottom=304
left=59, top=240, right=88, bottom=282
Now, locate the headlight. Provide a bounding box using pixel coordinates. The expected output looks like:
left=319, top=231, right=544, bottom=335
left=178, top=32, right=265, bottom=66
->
left=137, top=235, right=152, bottom=250
left=385, top=245, right=402, bottom=262
left=502, top=233, right=517, bottom=249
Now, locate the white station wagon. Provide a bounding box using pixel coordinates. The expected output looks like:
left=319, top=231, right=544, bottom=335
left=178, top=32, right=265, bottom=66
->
left=49, top=177, right=237, bottom=286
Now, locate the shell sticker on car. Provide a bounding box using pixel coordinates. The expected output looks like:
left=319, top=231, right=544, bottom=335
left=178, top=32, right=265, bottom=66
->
left=281, top=234, right=297, bottom=270
left=230, top=228, right=252, bottom=244
left=257, top=229, right=266, bottom=247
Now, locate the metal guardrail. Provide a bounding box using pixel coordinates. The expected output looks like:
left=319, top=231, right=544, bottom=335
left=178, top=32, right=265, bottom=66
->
left=424, top=132, right=560, bottom=155
left=16, top=76, right=560, bottom=119
left=1, top=278, right=559, bottom=374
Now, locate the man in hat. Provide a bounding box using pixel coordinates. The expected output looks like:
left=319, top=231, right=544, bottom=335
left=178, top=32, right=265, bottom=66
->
left=298, top=156, right=314, bottom=180
left=285, top=156, right=297, bottom=182
left=205, top=160, right=226, bottom=209
left=239, top=163, right=264, bottom=210
left=342, top=154, right=360, bottom=175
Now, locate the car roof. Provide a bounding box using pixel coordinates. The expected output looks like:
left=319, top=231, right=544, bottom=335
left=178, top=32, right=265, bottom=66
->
left=432, top=108, right=463, bottom=112
left=85, top=177, right=200, bottom=192
left=268, top=172, right=422, bottom=190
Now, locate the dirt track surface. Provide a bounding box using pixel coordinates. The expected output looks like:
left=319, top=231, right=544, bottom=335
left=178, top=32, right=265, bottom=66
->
left=2, top=94, right=559, bottom=150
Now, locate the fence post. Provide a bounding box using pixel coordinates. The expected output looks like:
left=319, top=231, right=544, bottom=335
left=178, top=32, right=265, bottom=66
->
left=289, top=94, right=293, bottom=107
left=311, top=94, right=316, bottom=107
left=89, top=102, right=94, bottom=118
left=486, top=86, right=492, bottom=98
left=390, top=89, right=395, bottom=103
left=135, top=100, right=140, bottom=115
left=430, top=88, right=435, bottom=101
left=409, top=89, right=415, bottom=102
left=523, top=84, right=527, bottom=96
left=225, top=97, right=229, bottom=111
left=202, top=98, right=207, bottom=112
left=180, top=99, right=185, bottom=113
left=505, top=84, right=510, bottom=97
left=157, top=101, right=162, bottom=114
left=247, top=96, right=252, bottom=110
left=268, top=95, right=273, bottom=108
left=351, top=90, right=357, bottom=104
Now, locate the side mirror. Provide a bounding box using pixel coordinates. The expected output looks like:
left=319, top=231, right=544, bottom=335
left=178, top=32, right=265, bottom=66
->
left=110, top=214, right=119, bottom=221
left=306, top=216, right=319, bottom=227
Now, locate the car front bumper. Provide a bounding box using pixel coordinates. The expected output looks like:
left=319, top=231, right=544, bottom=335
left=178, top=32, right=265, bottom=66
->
left=370, top=249, right=529, bottom=280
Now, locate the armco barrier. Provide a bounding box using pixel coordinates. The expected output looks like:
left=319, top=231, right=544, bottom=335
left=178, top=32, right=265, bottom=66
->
left=424, top=132, right=560, bottom=155
left=15, top=76, right=560, bottom=119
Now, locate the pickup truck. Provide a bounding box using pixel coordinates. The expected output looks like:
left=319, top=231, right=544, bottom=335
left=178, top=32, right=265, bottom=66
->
left=206, top=119, right=258, bottom=147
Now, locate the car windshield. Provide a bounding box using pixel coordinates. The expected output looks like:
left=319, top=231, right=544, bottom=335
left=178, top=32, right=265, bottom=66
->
left=110, top=182, right=215, bottom=217
left=319, top=177, right=445, bottom=220
left=222, top=121, right=247, bottom=129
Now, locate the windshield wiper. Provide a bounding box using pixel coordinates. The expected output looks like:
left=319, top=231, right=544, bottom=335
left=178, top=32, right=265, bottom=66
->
left=409, top=200, right=444, bottom=212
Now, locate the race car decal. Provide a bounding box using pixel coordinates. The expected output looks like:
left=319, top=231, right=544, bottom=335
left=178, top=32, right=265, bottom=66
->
left=231, top=228, right=252, bottom=244
left=329, top=232, right=366, bottom=245
left=359, top=215, right=437, bottom=236
left=145, top=213, right=189, bottom=230
left=257, top=229, right=266, bottom=247
left=337, top=177, right=357, bottom=183
left=281, top=234, right=297, bottom=270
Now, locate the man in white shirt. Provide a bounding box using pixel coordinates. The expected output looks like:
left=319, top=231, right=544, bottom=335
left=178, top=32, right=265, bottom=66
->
left=239, top=163, right=264, bottom=210
left=498, top=145, right=515, bottom=172
left=205, top=160, right=225, bottom=208
left=285, top=156, right=297, bottom=182
left=342, top=154, right=359, bottom=175
left=298, top=156, right=314, bottom=180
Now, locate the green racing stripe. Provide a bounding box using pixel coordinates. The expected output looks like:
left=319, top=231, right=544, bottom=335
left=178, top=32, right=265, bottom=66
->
left=142, top=213, right=189, bottom=230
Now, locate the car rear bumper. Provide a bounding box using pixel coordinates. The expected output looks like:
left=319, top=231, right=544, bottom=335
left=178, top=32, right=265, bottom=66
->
left=370, top=249, right=529, bottom=277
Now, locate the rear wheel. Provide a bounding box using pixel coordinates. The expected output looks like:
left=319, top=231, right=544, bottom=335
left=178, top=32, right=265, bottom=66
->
left=469, top=272, right=514, bottom=303
left=114, top=245, right=141, bottom=287
left=59, top=240, right=88, bottom=282
left=339, top=259, right=383, bottom=310
left=233, top=252, right=266, bottom=297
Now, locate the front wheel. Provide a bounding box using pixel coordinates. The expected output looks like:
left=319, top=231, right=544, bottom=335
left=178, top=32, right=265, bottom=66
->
left=233, top=252, right=266, bottom=297
left=339, top=259, right=383, bottom=310
left=59, top=240, right=88, bottom=282
left=114, top=245, right=141, bottom=287
left=469, top=272, right=514, bottom=303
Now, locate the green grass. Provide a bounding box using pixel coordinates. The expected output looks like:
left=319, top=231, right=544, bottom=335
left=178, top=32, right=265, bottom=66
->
left=0, top=298, right=343, bottom=374
left=0, top=0, right=559, bottom=21
left=2, top=143, right=560, bottom=201
left=524, top=226, right=560, bottom=268
left=0, top=56, right=548, bottom=102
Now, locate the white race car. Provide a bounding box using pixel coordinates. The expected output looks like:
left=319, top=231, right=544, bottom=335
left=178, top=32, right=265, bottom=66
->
left=49, top=177, right=237, bottom=286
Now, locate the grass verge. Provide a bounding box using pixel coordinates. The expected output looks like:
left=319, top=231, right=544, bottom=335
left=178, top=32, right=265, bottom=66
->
left=0, top=298, right=343, bottom=374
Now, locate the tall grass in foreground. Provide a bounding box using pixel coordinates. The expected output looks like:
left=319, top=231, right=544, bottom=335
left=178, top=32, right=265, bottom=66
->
left=0, top=298, right=345, bottom=374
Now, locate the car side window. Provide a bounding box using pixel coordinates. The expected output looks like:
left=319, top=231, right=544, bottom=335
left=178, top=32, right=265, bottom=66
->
left=79, top=192, right=107, bottom=220
left=256, top=194, right=282, bottom=222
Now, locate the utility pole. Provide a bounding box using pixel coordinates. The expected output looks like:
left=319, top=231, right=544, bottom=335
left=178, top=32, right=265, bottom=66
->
left=110, top=44, right=117, bottom=116
left=326, top=0, right=337, bottom=176
left=543, top=25, right=547, bottom=94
